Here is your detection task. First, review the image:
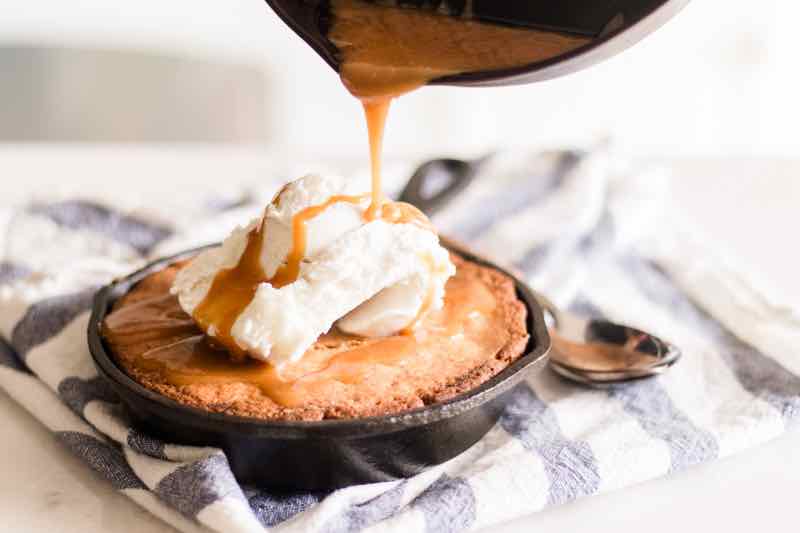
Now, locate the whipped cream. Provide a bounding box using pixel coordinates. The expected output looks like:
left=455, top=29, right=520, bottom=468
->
left=172, top=174, right=455, bottom=366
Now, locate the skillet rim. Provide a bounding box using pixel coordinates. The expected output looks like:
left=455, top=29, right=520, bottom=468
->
left=88, top=242, right=550, bottom=440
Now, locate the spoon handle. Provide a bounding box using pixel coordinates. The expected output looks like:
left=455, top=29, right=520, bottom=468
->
left=402, top=154, right=574, bottom=327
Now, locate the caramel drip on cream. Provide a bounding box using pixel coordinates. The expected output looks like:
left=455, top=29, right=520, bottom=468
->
left=193, top=196, right=364, bottom=357
left=192, top=217, right=267, bottom=358
left=269, top=194, right=368, bottom=288
left=192, top=190, right=433, bottom=357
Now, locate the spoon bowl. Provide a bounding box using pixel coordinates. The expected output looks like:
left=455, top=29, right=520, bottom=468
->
left=534, top=291, right=681, bottom=387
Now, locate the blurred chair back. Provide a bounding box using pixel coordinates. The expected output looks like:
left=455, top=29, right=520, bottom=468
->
left=0, top=46, right=270, bottom=143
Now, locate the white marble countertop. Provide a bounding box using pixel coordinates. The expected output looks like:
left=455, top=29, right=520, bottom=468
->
left=1, top=148, right=798, bottom=532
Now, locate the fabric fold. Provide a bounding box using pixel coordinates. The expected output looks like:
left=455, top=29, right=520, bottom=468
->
left=1, top=149, right=798, bottom=533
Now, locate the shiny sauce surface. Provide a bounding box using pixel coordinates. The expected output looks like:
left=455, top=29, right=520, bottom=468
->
left=329, top=0, right=592, bottom=100
left=103, top=261, right=502, bottom=408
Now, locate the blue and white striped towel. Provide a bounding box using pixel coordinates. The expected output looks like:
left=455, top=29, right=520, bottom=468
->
left=1, top=148, right=799, bottom=533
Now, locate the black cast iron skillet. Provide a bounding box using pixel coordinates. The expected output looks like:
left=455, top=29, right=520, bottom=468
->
left=88, top=237, right=550, bottom=490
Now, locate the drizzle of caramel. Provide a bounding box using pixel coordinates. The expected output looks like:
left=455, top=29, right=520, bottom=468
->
left=102, top=262, right=501, bottom=408
left=378, top=201, right=433, bottom=231
left=269, top=194, right=368, bottom=288
left=192, top=217, right=267, bottom=359
left=363, top=99, right=391, bottom=220
left=193, top=195, right=369, bottom=356
left=191, top=187, right=436, bottom=358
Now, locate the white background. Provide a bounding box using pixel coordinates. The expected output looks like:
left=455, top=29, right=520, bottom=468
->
left=1, top=0, right=799, bottom=157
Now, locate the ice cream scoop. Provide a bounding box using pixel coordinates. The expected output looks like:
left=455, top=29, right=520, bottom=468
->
left=171, top=174, right=455, bottom=366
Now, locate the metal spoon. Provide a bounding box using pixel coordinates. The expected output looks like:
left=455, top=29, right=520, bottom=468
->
left=534, top=291, right=681, bottom=386
left=400, top=156, right=682, bottom=387
left=262, top=0, right=689, bottom=88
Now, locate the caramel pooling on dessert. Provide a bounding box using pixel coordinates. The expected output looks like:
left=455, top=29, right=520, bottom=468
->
left=103, top=262, right=501, bottom=408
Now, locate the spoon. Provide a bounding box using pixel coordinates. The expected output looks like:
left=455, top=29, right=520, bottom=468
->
left=399, top=156, right=682, bottom=387
left=533, top=291, right=681, bottom=386
left=262, top=0, right=690, bottom=87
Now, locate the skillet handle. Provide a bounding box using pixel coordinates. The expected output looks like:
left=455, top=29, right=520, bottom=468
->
left=398, top=155, right=490, bottom=218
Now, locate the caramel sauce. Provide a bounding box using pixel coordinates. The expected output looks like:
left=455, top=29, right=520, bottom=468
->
left=363, top=99, right=391, bottom=219
left=270, top=194, right=368, bottom=288
left=103, top=263, right=501, bottom=408
left=192, top=189, right=434, bottom=357
left=378, top=201, right=433, bottom=231
left=192, top=217, right=267, bottom=359
left=193, top=195, right=365, bottom=357
left=329, top=0, right=591, bottom=100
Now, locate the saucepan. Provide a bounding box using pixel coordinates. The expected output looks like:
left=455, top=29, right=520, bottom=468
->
left=263, top=0, right=690, bottom=87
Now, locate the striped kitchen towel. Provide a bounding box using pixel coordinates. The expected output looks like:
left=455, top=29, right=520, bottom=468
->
left=1, top=148, right=799, bottom=533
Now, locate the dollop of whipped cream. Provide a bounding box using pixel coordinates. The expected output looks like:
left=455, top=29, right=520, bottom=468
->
left=171, top=174, right=455, bottom=366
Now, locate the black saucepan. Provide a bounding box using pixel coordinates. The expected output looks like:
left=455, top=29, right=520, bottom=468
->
left=88, top=240, right=549, bottom=490
left=263, top=0, right=689, bottom=87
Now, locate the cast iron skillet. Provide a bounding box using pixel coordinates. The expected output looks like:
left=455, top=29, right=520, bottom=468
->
left=88, top=173, right=550, bottom=490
